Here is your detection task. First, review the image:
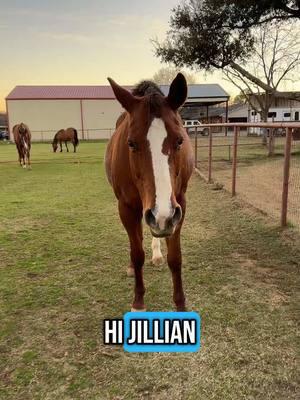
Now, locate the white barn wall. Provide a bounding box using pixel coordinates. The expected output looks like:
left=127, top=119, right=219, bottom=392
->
left=82, top=99, right=123, bottom=139
left=7, top=99, right=82, bottom=141
left=7, top=99, right=124, bottom=141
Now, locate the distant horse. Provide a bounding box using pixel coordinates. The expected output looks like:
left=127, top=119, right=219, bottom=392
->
left=13, top=123, right=31, bottom=168
left=105, top=74, right=194, bottom=311
left=292, top=128, right=300, bottom=141
left=52, top=128, right=79, bottom=152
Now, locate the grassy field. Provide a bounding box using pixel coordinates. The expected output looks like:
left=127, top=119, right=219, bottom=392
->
left=0, top=142, right=299, bottom=399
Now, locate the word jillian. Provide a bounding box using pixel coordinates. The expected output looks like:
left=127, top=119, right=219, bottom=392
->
left=103, top=311, right=201, bottom=352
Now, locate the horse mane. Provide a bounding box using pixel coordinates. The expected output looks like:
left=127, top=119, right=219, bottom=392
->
left=132, top=81, right=165, bottom=117
left=53, top=129, right=63, bottom=143
left=132, top=81, right=164, bottom=97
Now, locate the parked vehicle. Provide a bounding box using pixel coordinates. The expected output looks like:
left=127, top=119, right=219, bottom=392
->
left=183, top=120, right=208, bottom=135
left=0, top=130, right=9, bottom=140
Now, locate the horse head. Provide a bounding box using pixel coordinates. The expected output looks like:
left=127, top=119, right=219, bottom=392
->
left=19, top=123, right=27, bottom=135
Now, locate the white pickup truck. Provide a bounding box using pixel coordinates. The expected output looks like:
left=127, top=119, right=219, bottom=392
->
left=183, top=120, right=208, bottom=135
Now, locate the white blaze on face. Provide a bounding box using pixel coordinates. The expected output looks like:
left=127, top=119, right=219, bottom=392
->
left=147, top=118, right=172, bottom=229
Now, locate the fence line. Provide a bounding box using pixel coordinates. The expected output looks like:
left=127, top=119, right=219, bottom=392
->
left=281, top=128, right=293, bottom=227
left=7, top=128, right=115, bottom=142
left=192, top=122, right=300, bottom=228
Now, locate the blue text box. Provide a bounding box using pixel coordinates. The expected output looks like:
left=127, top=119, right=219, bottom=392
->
left=123, top=311, right=201, bottom=352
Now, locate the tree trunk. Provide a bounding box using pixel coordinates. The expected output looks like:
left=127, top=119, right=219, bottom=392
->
left=268, top=128, right=275, bottom=156
left=230, top=62, right=300, bottom=102
left=260, top=111, right=268, bottom=145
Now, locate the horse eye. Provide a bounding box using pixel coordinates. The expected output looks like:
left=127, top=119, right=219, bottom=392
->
left=176, top=137, right=183, bottom=149
left=128, top=139, right=136, bottom=150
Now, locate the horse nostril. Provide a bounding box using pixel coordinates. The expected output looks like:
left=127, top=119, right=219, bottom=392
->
left=172, top=206, right=182, bottom=225
left=144, top=209, right=156, bottom=228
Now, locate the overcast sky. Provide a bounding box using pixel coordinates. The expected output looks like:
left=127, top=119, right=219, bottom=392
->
left=0, top=0, right=299, bottom=112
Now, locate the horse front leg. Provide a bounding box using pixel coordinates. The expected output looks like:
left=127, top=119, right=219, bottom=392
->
left=166, top=195, right=186, bottom=311
left=21, top=150, right=26, bottom=169
left=60, top=141, right=63, bottom=152
left=166, top=230, right=185, bottom=311
left=73, top=141, right=76, bottom=153
left=17, top=148, right=22, bottom=167
left=118, top=201, right=145, bottom=311
left=26, top=150, right=31, bottom=169
left=65, top=142, right=69, bottom=152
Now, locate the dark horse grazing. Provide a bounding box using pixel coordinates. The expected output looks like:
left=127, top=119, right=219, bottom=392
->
left=105, top=74, right=194, bottom=311
left=13, top=123, right=31, bottom=169
left=52, top=128, right=79, bottom=152
left=292, top=127, right=300, bottom=141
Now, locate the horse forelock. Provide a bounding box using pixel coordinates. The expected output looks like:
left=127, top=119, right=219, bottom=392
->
left=132, top=81, right=165, bottom=119
left=19, top=124, right=26, bottom=133
left=132, top=80, right=163, bottom=97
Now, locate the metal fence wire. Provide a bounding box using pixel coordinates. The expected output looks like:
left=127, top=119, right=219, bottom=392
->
left=8, top=128, right=115, bottom=142
left=192, top=123, right=300, bottom=229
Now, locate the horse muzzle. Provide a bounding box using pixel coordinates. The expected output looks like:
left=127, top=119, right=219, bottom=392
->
left=144, top=206, right=182, bottom=237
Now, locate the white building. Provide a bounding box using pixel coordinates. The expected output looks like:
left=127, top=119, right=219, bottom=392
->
left=248, top=92, right=300, bottom=123
left=249, top=107, right=300, bottom=123
left=6, top=84, right=229, bottom=141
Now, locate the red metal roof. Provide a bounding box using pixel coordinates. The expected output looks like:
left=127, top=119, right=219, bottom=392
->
left=6, top=85, right=133, bottom=100
left=6, top=84, right=230, bottom=102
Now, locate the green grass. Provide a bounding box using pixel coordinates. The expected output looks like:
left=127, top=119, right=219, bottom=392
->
left=0, top=142, right=299, bottom=399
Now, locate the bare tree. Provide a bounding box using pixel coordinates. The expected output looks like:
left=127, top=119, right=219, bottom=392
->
left=224, top=22, right=300, bottom=149
left=153, top=67, right=197, bottom=84
left=154, top=0, right=300, bottom=101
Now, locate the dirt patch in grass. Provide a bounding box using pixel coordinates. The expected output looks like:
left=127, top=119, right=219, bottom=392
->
left=195, top=136, right=300, bottom=229
left=212, top=155, right=300, bottom=229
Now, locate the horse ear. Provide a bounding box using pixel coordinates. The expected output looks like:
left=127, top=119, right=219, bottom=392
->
left=167, top=73, right=188, bottom=110
left=107, top=77, right=137, bottom=113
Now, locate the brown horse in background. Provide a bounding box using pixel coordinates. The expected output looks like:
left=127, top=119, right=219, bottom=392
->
left=105, top=74, right=194, bottom=311
left=292, top=127, right=300, bottom=141
left=52, top=128, right=79, bottom=152
left=13, top=123, right=31, bottom=168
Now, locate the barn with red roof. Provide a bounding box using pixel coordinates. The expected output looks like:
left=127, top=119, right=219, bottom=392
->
left=6, top=84, right=229, bottom=141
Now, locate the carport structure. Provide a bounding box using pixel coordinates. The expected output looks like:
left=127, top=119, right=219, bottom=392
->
left=160, top=83, right=230, bottom=123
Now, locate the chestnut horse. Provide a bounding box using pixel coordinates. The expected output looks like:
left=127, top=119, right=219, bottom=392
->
left=12, top=123, right=31, bottom=168
left=105, top=74, right=194, bottom=311
left=52, top=127, right=79, bottom=153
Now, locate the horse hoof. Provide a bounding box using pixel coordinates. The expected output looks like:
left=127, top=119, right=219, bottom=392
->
left=127, top=267, right=135, bottom=277
left=22, top=165, right=26, bottom=169
left=152, top=256, right=164, bottom=266
left=131, top=307, right=146, bottom=312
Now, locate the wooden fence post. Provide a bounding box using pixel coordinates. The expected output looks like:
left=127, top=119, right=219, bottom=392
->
left=194, top=128, right=198, bottom=169
left=232, top=126, right=239, bottom=196
left=208, top=127, right=212, bottom=183
left=281, top=127, right=293, bottom=227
